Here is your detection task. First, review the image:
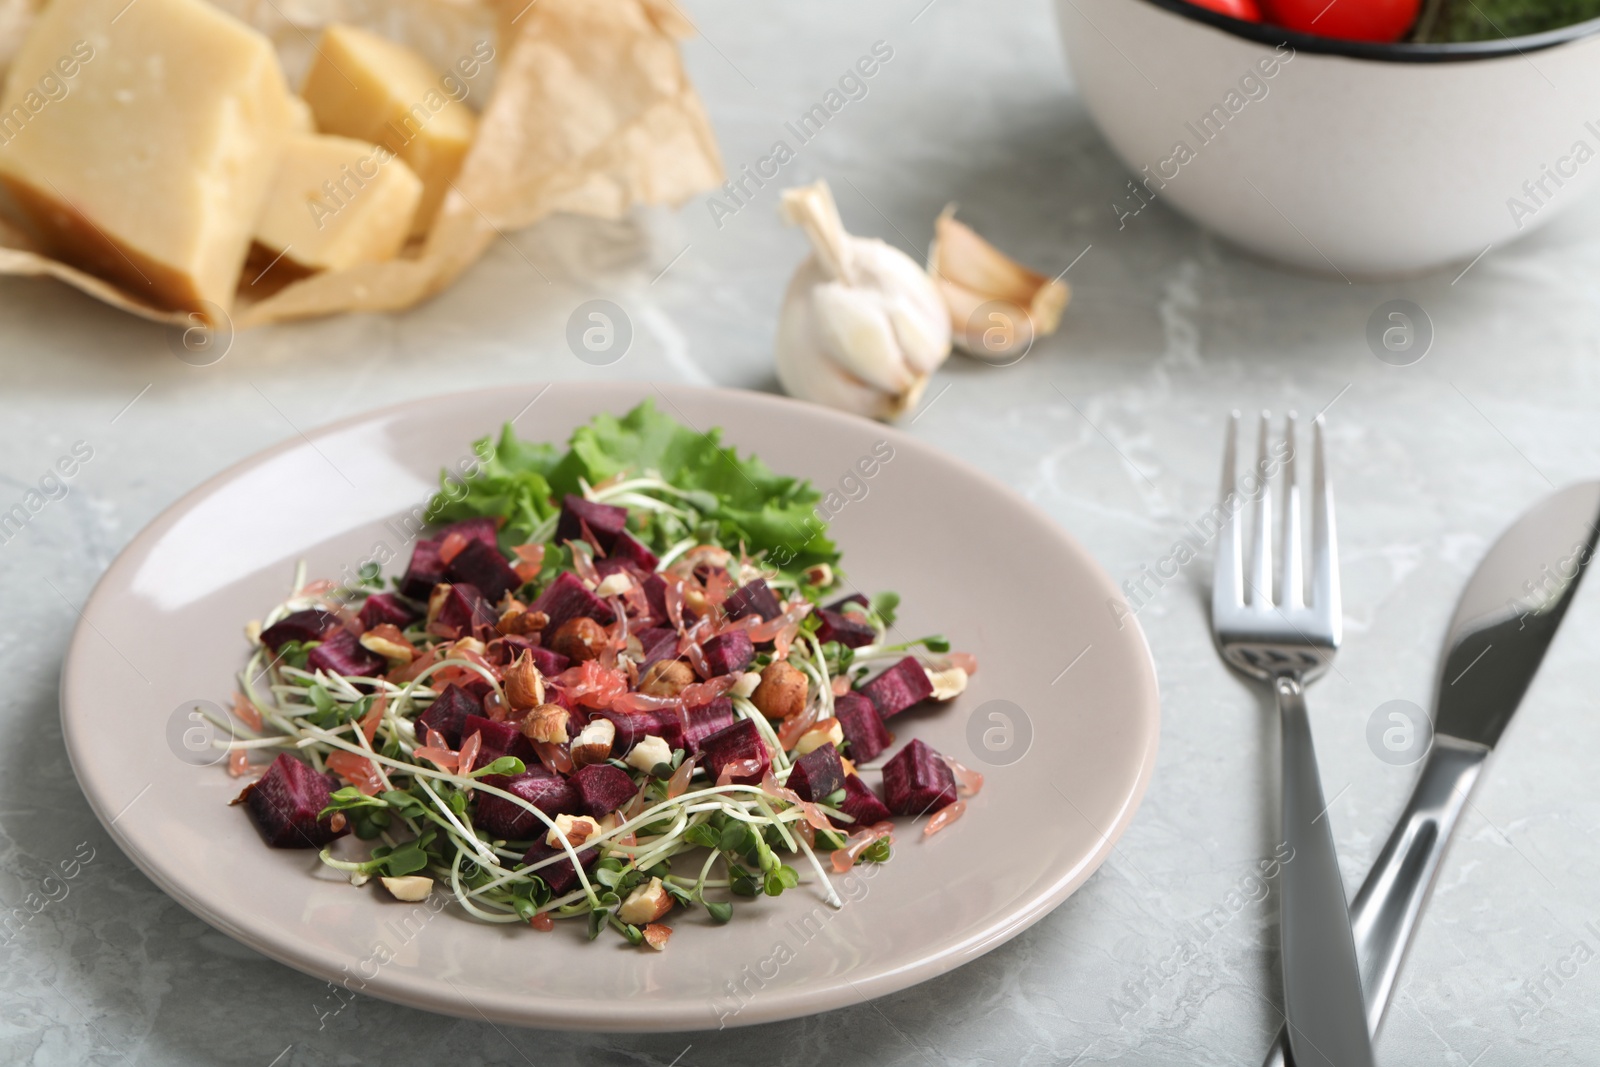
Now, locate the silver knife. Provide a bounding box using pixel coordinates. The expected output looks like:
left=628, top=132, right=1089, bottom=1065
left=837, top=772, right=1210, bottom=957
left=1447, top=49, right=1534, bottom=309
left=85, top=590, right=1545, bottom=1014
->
left=1264, top=480, right=1600, bottom=1067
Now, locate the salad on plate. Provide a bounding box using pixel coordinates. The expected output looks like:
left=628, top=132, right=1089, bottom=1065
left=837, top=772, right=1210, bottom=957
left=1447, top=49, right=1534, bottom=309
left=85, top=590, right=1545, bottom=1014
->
left=218, top=401, right=980, bottom=950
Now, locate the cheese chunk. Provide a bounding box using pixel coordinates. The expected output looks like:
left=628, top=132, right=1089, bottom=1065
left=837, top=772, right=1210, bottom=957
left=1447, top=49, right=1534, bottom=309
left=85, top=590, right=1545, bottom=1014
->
left=254, top=134, right=422, bottom=273
left=287, top=95, right=316, bottom=133
left=0, top=0, right=294, bottom=318
left=300, top=25, right=478, bottom=238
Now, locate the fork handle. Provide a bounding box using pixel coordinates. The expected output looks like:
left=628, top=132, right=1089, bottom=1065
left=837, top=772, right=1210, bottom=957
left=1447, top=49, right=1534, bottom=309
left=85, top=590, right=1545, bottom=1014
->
left=1260, top=737, right=1487, bottom=1067
left=1274, top=675, right=1376, bottom=1067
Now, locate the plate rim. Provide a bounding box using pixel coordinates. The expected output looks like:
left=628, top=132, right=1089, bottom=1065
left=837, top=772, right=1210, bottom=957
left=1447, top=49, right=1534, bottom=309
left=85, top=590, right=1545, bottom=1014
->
left=60, top=381, right=1160, bottom=1031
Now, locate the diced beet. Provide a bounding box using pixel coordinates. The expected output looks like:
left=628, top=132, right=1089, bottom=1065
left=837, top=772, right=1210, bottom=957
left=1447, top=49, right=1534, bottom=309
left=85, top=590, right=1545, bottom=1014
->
left=399, top=539, right=446, bottom=599
left=435, top=517, right=500, bottom=550
left=520, top=837, right=599, bottom=896
left=834, top=692, right=892, bottom=762
left=787, top=742, right=844, bottom=803
left=610, top=530, right=659, bottom=572
left=636, top=626, right=675, bottom=647
left=594, top=556, right=646, bottom=582
left=461, top=677, right=494, bottom=704
left=476, top=769, right=582, bottom=839
left=358, top=593, right=416, bottom=631
left=599, top=709, right=685, bottom=753
left=571, top=763, right=638, bottom=817
left=723, top=578, right=782, bottom=622
left=682, top=697, right=736, bottom=755
left=445, top=539, right=521, bottom=602
left=241, top=753, right=347, bottom=848
left=530, top=571, right=616, bottom=634
left=638, top=628, right=682, bottom=670
left=838, top=774, right=892, bottom=825
left=485, top=636, right=569, bottom=677
left=881, top=738, right=957, bottom=816
left=306, top=628, right=385, bottom=677
left=860, top=657, right=934, bottom=719
left=826, top=593, right=869, bottom=612
left=430, top=583, right=494, bottom=640
left=701, top=631, right=754, bottom=676
left=415, top=683, right=481, bottom=748
left=641, top=574, right=670, bottom=626
left=556, top=495, right=629, bottom=550
left=260, top=609, right=339, bottom=651
left=462, top=714, right=536, bottom=766
left=699, top=718, right=771, bottom=785
left=815, top=607, right=875, bottom=649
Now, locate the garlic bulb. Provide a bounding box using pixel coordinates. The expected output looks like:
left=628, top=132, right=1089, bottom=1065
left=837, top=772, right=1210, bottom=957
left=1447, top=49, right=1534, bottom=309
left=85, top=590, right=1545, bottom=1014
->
left=774, top=180, right=951, bottom=421
left=929, top=205, right=1069, bottom=363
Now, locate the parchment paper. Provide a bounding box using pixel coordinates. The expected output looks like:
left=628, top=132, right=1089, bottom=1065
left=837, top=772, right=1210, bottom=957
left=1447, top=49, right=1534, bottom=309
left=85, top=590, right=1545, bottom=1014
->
left=0, top=0, right=724, bottom=327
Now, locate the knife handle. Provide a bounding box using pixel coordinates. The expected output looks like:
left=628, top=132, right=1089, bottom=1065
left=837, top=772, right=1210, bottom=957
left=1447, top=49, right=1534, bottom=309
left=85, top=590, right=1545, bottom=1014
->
left=1261, top=735, right=1488, bottom=1067
left=1276, top=676, right=1376, bottom=1067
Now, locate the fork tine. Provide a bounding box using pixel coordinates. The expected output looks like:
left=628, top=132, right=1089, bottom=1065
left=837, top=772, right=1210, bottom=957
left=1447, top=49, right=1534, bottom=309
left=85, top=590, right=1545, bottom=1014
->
left=1312, top=416, right=1341, bottom=636
left=1250, top=411, right=1273, bottom=606
left=1281, top=413, right=1303, bottom=609
left=1213, top=412, right=1243, bottom=612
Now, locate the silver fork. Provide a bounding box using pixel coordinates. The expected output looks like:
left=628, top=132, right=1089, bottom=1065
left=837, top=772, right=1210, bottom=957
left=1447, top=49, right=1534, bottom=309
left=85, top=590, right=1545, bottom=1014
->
left=1212, top=412, right=1376, bottom=1067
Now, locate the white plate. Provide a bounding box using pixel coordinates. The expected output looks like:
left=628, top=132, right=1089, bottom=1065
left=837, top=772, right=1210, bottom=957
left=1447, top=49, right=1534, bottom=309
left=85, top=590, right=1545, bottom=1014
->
left=61, top=382, right=1159, bottom=1031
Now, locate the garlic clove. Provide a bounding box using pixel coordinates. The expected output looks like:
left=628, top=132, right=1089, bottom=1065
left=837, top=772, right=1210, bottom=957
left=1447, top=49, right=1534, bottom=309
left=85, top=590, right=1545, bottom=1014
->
left=812, top=283, right=918, bottom=395
left=774, top=179, right=951, bottom=423
left=775, top=277, right=891, bottom=414
left=860, top=249, right=954, bottom=374
left=929, top=205, right=1069, bottom=360
left=887, top=292, right=953, bottom=375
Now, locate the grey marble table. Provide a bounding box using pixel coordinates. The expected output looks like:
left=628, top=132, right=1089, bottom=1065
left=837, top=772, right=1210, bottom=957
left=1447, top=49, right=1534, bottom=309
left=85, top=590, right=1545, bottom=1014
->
left=4, top=0, right=1600, bottom=1063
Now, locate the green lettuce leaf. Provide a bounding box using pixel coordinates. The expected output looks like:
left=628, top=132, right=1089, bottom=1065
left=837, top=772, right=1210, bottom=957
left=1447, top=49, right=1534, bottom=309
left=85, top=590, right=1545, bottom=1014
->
left=425, top=400, right=838, bottom=576
left=425, top=424, right=562, bottom=547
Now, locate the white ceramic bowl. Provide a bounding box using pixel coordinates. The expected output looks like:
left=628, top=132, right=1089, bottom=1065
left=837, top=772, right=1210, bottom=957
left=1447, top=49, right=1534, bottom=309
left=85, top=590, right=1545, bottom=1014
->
left=1056, top=0, right=1600, bottom=275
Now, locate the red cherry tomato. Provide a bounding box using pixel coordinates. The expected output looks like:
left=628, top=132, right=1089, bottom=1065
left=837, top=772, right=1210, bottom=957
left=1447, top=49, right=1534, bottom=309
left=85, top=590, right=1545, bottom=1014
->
left=1260, top=0, right=1419, bottom=41
left=1186, top=0, right=1263, bottom=20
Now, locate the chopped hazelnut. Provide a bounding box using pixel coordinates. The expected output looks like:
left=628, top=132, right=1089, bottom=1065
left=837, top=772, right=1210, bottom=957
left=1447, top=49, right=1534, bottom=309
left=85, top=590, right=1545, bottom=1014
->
left=793, top=717, right=843, bottom=756
left=503, top=650, right=545, bottom=709
left=380, top=875, right=433, bottom=901
left=617, top=876, right=673, bottom=924
left=425, top=584, right=453, bottom=631
left=594, top=572, right=634, bottom=598
left=681, top=545, right=732, bottom=571
left=359, top=624, right=415, bottom=667
left=497, top=605, right=548, bottom=636
left=803, top=562, right=834, bottom=587
left=729, top=670, right=762, bottom=699
left=751, top=660, right=808, bottom=720
left=546, top=813, right=602, bottom=849
left=926, top=665, right=968, bottom=701
left=549, top=617, right=609, bottom=662
left=624, top=734, right=674, bottom=774
left=520, top=703, right=570, bottom=744
left=641, top=922, right=672, bottom=951
left=570, top=717, right=616, bottom=768
left=638, top=659, right=695, bottom=698
left=448, top=637, right=486, bottom=658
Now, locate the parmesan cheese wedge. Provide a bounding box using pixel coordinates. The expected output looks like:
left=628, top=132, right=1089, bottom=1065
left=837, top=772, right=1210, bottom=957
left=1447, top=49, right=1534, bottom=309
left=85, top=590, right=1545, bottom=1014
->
left=0, top=0, right=295, bottom=319
left=299, top=24, right=479, bottom=238
left=253, top=134, right=422, bottom=274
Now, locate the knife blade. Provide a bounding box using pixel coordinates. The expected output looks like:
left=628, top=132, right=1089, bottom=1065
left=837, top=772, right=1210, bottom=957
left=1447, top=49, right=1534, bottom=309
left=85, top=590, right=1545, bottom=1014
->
left=1264, top=480, right=1600, bottom=1067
